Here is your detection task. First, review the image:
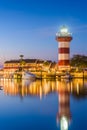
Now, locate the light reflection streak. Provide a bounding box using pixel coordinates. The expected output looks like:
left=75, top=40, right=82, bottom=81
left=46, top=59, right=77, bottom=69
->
left=0, top=79, right=86, bottom=98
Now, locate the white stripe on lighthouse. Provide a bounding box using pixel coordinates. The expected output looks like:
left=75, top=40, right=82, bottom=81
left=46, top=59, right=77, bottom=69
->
left=58, top=54, right=69, bottom=60
left=59, top=42, right=70, bottom=48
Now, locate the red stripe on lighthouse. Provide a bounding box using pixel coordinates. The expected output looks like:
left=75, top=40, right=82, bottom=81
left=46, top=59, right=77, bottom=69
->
left=58, top=60, right=69, bottom=66
left=56, top=36, right=72, bottom=42
left=59, top=48, right=69, bottom=53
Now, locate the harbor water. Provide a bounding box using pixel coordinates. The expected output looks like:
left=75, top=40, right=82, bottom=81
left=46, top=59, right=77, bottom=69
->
left=0, top=78, right=87, bottom=130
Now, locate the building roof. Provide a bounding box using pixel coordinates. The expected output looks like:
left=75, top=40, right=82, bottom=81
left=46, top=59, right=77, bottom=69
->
left=4, top=59, right=52, bottom=64
left=5, top=60, right=19, bottom=63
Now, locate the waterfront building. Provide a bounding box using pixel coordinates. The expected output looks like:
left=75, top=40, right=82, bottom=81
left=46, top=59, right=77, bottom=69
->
left=56, top=26, right=72, bottom=70
left=3, top=59, right=55, bottom=77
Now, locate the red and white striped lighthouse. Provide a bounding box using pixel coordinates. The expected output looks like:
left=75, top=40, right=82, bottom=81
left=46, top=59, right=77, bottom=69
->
left=56, top=26, right=72, bottom=70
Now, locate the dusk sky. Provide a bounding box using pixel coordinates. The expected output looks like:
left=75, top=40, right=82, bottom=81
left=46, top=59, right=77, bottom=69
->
left=0, top=0, right=87, bottom=64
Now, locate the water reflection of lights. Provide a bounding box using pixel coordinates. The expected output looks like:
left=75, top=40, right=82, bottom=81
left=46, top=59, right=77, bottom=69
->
left=60, top=116, right=68, bottom=130
left=57, top=81, right=71, bottom=130
left=0, top=78, right=87, bottom=130
left=0, top=79, right=87, bottom=98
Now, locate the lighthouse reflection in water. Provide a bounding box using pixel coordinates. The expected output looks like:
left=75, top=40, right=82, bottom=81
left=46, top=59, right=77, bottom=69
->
left=57, top=81, right=71, bottom=130
left=0, top=78, right=87, bottom=130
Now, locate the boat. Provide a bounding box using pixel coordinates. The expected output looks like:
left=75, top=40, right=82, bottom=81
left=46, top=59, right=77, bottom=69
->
left=22, top=71, right=36, bottom=80
left=61, top=73, right=73, bottom=80
left=13, top=71, right=36, bottom=80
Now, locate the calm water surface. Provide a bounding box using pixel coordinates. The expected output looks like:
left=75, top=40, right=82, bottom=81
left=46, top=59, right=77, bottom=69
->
left=0, top=78, right=87, bottom=130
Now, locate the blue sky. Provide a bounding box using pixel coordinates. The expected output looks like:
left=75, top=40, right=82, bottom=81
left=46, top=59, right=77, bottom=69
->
left=0, top=0, right=87, bottom=64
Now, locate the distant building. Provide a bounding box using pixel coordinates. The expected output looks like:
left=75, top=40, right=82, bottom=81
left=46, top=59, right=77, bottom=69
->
left=3, top=59, right=56, bottom=77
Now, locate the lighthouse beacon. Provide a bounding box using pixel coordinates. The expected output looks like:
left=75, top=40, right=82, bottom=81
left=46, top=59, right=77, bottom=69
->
left=56, top=26, right=72, bottom=71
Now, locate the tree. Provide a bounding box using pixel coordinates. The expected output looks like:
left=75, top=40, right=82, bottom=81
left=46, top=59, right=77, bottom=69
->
left=70, top=54, right=87, bottom=68
left=20, top=55, right=24, bottom=60
left=19, top=55, right=26, bottom=71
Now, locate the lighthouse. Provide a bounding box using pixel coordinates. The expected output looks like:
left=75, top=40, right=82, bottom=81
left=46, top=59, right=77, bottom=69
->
left=56, top=26, right=72, bottom=70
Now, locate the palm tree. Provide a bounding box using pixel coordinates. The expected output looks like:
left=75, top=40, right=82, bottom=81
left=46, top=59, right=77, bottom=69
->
left=19, top=55, right=25, bottom=71
left=20, top=55, right=24, bottom=60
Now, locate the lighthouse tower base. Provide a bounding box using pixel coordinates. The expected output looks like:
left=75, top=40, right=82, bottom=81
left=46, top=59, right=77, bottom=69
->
left=58, top=65, right=70, bottom=71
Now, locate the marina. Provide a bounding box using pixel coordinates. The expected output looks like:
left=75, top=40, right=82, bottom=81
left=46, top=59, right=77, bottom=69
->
left=1, top=69, right=87, bottom=80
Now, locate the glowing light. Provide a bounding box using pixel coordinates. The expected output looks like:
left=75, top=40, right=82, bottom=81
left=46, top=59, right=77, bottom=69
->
left=60, top=116, right=68, bottom=130
left=56, top=25, right=72, bottom=37
left=60, top=26, right=68, bottom=34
